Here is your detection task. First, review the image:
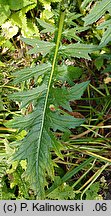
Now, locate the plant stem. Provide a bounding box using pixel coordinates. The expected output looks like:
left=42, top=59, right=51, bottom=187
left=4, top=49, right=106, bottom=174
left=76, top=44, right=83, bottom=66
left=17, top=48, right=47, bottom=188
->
left=77, top=0, right=84, bottom=14
left=46, top=157, right=94, bottom=196
left=35, top=7, right=66, bottom=199
left=72, top=159, right=96, bottom=188
left=51, top=10, right=65, bottom=79
left=38, top=10, right=65, bottom=135
left=89, top=83, right=105, bottom=97
left=80, top=162, right=109, bottom=199
left=104, top=83, right=110, bottom=96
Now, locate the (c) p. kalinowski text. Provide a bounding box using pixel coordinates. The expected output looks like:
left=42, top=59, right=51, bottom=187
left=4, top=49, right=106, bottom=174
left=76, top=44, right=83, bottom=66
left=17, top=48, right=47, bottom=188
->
left=32, top=202, right=83, bottom=212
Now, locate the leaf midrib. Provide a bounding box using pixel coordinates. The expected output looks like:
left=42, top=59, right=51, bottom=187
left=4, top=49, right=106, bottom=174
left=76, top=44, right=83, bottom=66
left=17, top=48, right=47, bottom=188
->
left=35, top=11, right=66, bottom=176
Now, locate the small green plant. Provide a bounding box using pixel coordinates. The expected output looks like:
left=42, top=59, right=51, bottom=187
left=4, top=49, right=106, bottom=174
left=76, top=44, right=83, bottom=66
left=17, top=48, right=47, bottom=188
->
left=0, top=0, right=39, bottom=51
left=85, top=182, right=101, bottom=200
left=4, top=0, right=96, bottom=199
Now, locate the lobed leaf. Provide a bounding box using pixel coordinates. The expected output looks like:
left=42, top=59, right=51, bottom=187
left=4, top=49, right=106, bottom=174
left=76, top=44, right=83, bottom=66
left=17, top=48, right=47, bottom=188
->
left=83, top=0, right=111, bottom=26
left=10, top=3, right=38, bottom=38
left=0, top=0, right=11, bottom=25
left=9, top=83, right=47, bottom=108
left=7, top=78, right=88, bottom=198
left=6, top=8, right=91, bottom=199
left=63, top=26, right=90, bottom=42
left=48, top=111, right=85, bottom=132
left=99, top=28, right=111, bottom=47
left=12, top=63, right=51, bottom=84
left=81, top=0, right=93, bottom=10
left=97, top=20, right=111, bottom=47
left=21, top=37, right=55, bottom=56
left=8, top=95, right=64, bottom=198
left=8, top=0, right=35, bottom=11
left=50, top=81, right=89, bottom=111
left=60, top=43, right=98, bottom=60
left=36, top=18, right=55, bottom=33
left=55, top=64, right=83, bottom=85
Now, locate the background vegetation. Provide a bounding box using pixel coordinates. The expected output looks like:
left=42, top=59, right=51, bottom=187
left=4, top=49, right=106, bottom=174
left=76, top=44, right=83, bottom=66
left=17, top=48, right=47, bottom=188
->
left=0, top=0, right=111, bottom=200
